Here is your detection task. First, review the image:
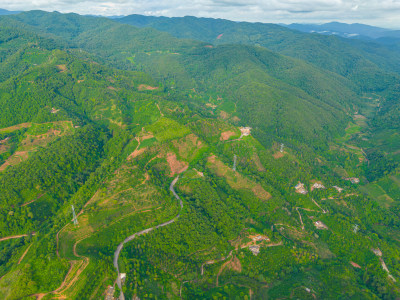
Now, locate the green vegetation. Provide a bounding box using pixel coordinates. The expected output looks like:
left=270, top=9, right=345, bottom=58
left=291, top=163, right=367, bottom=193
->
left=0, top=10, right=399, bottom=300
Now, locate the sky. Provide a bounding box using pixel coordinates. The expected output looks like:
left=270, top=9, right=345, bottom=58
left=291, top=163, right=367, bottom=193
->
left=1, top=0, right=400, bottom=29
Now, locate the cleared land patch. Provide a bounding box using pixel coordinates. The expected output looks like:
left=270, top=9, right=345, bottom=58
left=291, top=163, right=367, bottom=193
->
left=138, top=84, right=159, bottom=91
left=0, top=121, right=73, bottom=171
left=207, top=155, right=271, bottom=200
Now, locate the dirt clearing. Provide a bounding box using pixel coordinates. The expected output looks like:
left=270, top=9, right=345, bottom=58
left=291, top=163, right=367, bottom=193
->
left=252, top=185, right=271, bottom=201
left=167, top=152, right=188, bottom=177
left=138, top=84, right=158, bottom=91
left=220, top=131, right=236, bottom=141
left=127, top=147, right=146, bottom=160
left=0, top=122, right=32, bottom=133
left=56, top=64, right=67, bottom=72
left=273, top=151, right=285, bottom=159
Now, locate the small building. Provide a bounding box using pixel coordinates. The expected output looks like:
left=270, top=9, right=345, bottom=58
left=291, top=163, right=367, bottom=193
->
left=239, top=127, right=252, bottom=136
left=295, top=182, right=308, bottom=194
left=51, top=107, right=60, bottom=114
left=311, top=182, right=325, bottom=191
left=345, top=177, right=360, bottom=184
left=120, top=273, right=126, bottom=285
left=249, top=245, right=260, bottom=256
left=314, top=221, right=328, bottom=230
left=333, top=186, right=344, bottom=193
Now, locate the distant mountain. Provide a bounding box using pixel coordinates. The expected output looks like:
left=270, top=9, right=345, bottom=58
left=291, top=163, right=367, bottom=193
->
left=0, top=8, right=20, bottom=15
left=117, top=14, right=400, bottom=91
left=286, top=22, right=400, bottom=40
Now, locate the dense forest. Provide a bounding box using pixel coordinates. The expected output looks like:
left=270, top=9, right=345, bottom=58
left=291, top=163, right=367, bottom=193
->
left=0, top=10, right=399, bottom=300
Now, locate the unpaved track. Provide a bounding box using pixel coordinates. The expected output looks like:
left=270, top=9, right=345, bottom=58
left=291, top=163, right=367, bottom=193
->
left=113, top=176, right=183, bottom=300
left=0, top=233, right=35, bottom=242
left=18, top=244, right=33, bottom=264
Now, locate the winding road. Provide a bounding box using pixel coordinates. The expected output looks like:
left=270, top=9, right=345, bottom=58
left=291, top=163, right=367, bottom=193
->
left=113, top=176, right=183, bottom=300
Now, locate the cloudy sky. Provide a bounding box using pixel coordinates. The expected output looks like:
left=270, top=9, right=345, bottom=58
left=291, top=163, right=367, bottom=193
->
left=1, top=0, right=400, bottom=28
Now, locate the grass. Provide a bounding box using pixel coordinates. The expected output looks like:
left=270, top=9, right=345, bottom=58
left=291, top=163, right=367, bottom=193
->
left=147, top=117, right=190, bottom=142
left=206, top=155, right=271, bottom=201
left=359, top=178, right=399, bottom=209
left=138, top=137, right=156, bottom=150
left=336, top=122, right=362, bottom=144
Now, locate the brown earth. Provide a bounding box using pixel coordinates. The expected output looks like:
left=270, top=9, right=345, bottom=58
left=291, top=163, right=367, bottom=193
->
left=141, top=134, right=154, bottom=141
left=350, top=261, right=362, bottom=269
left=217, top=33, right=224, bottom=39
left=220, top=111, right=229, bottom=119
left=18, top=244, right=33, bottom=264
left=207, top=155, right=271, bottom=200
left=204, top=45, right=214, bottom=48
left=0, top=233, right=35, bottom=242
left=107, top=86, right=117, bottom=90
left=232, top=116, right=241, bottom=122
left=220, top=131, right=236, bottom=141
left=227, top=256, right=242, bottom=272
left=138, top=84, right=158, bottom=91
left=273, top=151, right=285, bottom=159
left=0, top=144, right=8, bottom=154
left=0, top=122, right=32, bottom=133
left=252, top=185, right=271, bottom=201
left=167, top=152, right=188, bottom=177
left=56, top=64, right=67, bottom=72
left=127, top=147, right=146, bottom=160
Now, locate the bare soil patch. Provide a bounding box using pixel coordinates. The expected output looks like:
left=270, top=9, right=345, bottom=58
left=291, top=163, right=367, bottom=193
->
left=232, top=116, right=241, bottom=122
left=350, top=261, right=361, bottom=269
left=220, top=111, right=229, bottom=119
left=217, top=33, right=224, bottom=39
left=0, top=144, right=8, bottom=154
left=140, top=134, right=154, bottom=141
left=252, top=185, right=271, bottom=201
left=167, top=153, right=188, bottom=177
left=0, top=122, right=32, bottom=133
left=273, top=151, right=285, bottom=159
left=18, top=244, right=33, bottom=264
left=127, top=147, right=146, bottom=160
left=207, top=155, right=271, bottom=200
left=138, top=84, right=158, bottom=91
left=220, top=131, right=236, bottom=141
left=56, top=64, right=67, bottom=72
left=107, top=86, right=117, bottom=91
left=227, top=256, right=242, bottom=272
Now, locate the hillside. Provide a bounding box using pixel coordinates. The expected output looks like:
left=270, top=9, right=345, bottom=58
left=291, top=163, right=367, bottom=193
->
left=0, top=11, right=399, bottom=300
left=117, top=14, right=400, bottom=91
left=0, top=11, right=363, bottom=145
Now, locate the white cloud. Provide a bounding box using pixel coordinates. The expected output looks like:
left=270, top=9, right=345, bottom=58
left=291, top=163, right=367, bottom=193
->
left=1, top=0, right=400, bottom=28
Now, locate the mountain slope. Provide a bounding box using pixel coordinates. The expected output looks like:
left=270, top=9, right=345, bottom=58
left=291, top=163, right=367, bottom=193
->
left=117, top=14, right=400, bottom=91
left=0, top=11, right=363, bottom=144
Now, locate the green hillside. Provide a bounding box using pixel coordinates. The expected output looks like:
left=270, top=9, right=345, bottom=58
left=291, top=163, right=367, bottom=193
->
left=118, top=15, right=400, bottom=91
left=0, top=11, right=399, bottom=300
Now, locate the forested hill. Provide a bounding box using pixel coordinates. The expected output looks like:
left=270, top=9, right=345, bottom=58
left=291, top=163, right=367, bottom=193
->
left=117, top=14, right=400, bottom=91
left=0, top=10, right=400, bottom=300
left=0, top=11, right=361, bottom=145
